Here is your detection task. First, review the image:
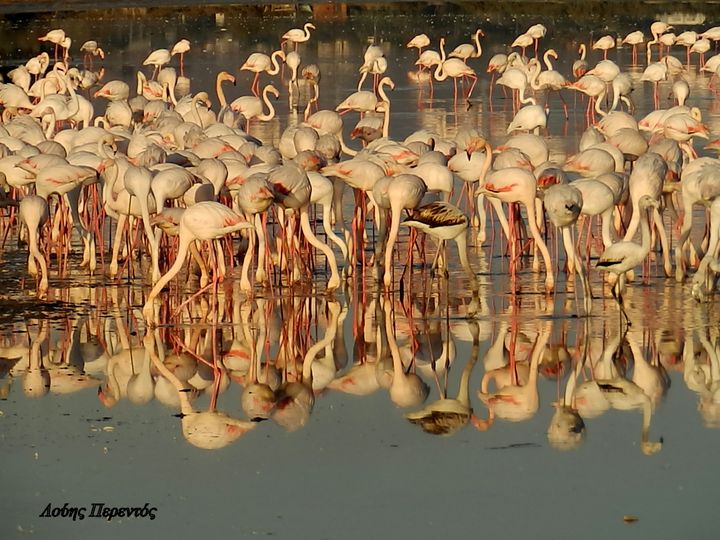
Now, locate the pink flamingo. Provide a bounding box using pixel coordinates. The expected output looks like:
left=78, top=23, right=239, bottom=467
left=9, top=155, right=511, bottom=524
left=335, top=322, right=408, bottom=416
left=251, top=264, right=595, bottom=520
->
left=142, top=201, right=255, bottom=323
left=19, top=196, right=48, bottom=298
left=372, top=173, right=427, bottom=288
left=281, top=23, right=315, bottom=51
left=434, top=37, right=478, bottom=104
left=268, top=164, right=341, bottom=291
left=480, top=167, right=555, bottom=292
left=240, top=50, right=285, bottom=97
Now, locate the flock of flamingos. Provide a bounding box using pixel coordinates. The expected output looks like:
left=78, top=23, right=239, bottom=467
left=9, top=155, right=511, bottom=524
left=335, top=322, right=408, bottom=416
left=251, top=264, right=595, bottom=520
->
left=0, top=18, right=719, bottom=328
left=6, top=15, right=720, bottom=452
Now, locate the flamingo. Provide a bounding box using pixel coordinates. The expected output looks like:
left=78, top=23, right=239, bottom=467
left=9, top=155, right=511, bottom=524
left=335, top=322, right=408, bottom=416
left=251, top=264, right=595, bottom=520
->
left=691, top=38, right=711, bottom=68
left=335, top=76, right=394, bottom=115
left=407, top=33, right=430, bottom=59
left=675, top=31, right=698, bottom=66
left=79, top=40, right=105, bottom=69
left=480, top=167, right=555, bottom=292
left=511, top=33, right=533, bottom=58
left=229, top=84, right=280, bottom=131
left=506, top=104, right=547, bottom=134
left=675, top=157, right=720, bottom=282
left=659, top=32, right=677, bottom=58
left=530, top=50, right=569, bottom=118
left=142, top=202, right=254, bottom=322
left=19, top=196, right=49, bottom=298
left=448, top=29, right=484, bottom=62
left=496, top=63, right=534, bottom=111
left=672, top=79, right=690, bottom=107
left=597, top=195, right=660, bottom=318
left=622, top=30, right=645, bottom=65
left=268, top=164, right=341, bottom=290
left=573, top=44, right=589, bottom=79
left=372, top=173, right=427, bottom=288
left=402, top=201, right=477, bottom=288
left=486, top=52, right=509, bottom=101
left=357, top=47, right=387, bottom=92
left=38, top=28, right=65, bottom=61
left=593, top=35, right=616, bottom=59
left=171, top=39, right=191, bottom=76
left=611, top=72, right=635, bottom=113
left=240, top=49, right=285, bottom=97
left=526, top=23, right=547, bottom=57
left=648, top=21, right=673, bottom=62
left=415, top=47, right=442, bottom=92
left=143, top=48, right=172, bottom=80
left=285, top=51, right=301, bottom=109
left=281, top=22, right=316, bottom=51
left=641, top=60, right=668, bottom=108
left=566, top=74, right=607, bottom=121
left=434, top=38, right=478, bottom=104
left=542, top=184, right=592, bottom=313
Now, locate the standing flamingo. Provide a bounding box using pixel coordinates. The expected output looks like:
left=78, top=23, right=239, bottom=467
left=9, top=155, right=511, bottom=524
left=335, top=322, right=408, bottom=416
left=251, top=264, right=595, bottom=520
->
left=622, top=30, right=645, bottom=65
left=171, top=39, right=191, bottom=76
left=268, top=164, right=341, bottom=291
left=542, top=184, right=592, bottom=313
left=481, top=167, right=555, bottom=292
left=597, top=196, right=660, bottom=319
left=573, top=44, right=589, bottom=79
left=19, top=196, right=49, bottom=298
left=142, top=202, right=255, bottom=323
left=230, top=84, right=280, bottom=131
left=143, top=48, right=172, bottom=80
left=402, top=201, right=478, bottom=289
left=526, top=23, right=547, bottom=57
left=240, top=50, right=285, bottom=97
left=593, top=35, right=616, bottom=60
left=434, top=37, right=478, bottom=104
left=407, top=33, right=430, bottom=59
left=281, top=23, right=316, bottom=51
left=372, top=174, right=427, bottom=288
left=449, top=29, right=484, bottom=62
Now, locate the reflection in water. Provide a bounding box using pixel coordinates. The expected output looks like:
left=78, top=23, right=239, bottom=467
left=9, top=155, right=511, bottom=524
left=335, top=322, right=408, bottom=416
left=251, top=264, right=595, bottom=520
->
left=1, top=279, right=717, bottom=456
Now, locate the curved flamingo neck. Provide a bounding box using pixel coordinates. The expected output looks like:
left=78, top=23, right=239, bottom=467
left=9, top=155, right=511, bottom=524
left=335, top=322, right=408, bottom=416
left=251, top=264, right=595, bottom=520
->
left=434, top=38, right=448, bottom=81
left=529, top=61, right=541, bottom=90
left=595, top=89, right=608, bottom=117
left=579, top=44, right=586, bottom=60
left=191, top=93, right=205, bottom=127
left=166, top=80, right=177, bottom=106
left=216, top=73, right=231, bottom=108
left=268, top=51, right=284, bottom=75
left=377, top=79, right=392, bottom=105
left=381, top=102, right=390, bottom=138
left=473, top=30, right=482, bottom=57
left=136, top=71, right=146, bottom=96
left=543, top=51, right=555, bottom=71
left=259, top=87, right=276, bottom=121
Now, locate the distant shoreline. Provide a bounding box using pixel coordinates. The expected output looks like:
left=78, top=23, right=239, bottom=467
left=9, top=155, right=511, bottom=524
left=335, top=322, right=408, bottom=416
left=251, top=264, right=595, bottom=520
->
left=1, top=0, right=719, bottom=18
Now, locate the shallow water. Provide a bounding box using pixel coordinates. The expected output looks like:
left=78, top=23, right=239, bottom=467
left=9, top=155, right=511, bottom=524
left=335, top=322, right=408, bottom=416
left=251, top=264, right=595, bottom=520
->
left=2, top=4, right=720, bottom=540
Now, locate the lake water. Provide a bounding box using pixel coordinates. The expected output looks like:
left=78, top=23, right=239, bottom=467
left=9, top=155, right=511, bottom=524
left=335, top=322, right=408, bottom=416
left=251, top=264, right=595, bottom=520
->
left=1, top=3, right=720, bottom=539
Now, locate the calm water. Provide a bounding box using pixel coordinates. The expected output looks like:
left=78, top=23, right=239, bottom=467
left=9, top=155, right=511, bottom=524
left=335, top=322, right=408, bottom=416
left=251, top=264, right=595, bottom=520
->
left=2, top=4, right=720, bottom=539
